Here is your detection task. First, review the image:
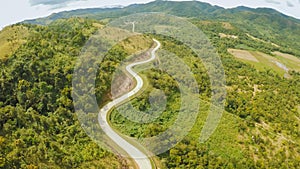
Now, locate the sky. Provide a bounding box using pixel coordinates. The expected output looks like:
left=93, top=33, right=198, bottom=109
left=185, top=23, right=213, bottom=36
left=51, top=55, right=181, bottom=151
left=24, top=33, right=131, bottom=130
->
left=1, top=0, right=300, bottom=30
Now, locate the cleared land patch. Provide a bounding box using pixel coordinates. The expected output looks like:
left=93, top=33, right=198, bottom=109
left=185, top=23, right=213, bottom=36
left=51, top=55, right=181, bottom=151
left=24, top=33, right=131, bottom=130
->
left=228, top=49, right=259, bottom=62
left=273, top=51, right=300, bottom=71
left=219, top=33, right=238, bottom=39
left=246, top=33, right=280, bottom=47
left=248, top=51, right=287, bottom=76
left=228, top=49, right=299, bottom=76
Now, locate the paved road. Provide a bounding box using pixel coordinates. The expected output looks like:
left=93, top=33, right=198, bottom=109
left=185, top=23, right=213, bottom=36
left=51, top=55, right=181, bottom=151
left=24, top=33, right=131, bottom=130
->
left=98, top=39, right=161, bottom=169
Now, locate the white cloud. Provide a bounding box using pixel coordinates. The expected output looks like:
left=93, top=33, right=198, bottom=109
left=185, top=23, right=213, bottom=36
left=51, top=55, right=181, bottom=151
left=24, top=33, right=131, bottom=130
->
left=287, top=1, right=294, bottom=7
left=265, top=0, right=281, bottom=5
left=29, top=0, right=86, bottom=6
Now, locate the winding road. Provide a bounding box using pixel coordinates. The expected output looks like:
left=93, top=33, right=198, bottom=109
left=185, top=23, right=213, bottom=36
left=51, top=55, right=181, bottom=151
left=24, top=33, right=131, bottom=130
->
left=98, top=39, right=161, bottom=169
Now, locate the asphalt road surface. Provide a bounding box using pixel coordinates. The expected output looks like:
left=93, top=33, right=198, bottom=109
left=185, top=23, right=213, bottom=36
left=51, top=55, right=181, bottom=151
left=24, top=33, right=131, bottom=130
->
left=98, top=39, right=161, bottom=169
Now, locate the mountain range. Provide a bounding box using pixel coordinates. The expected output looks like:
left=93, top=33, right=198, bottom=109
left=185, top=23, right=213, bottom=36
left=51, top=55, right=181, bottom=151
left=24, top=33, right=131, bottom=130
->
left=23, top=0, right=300, bottom=57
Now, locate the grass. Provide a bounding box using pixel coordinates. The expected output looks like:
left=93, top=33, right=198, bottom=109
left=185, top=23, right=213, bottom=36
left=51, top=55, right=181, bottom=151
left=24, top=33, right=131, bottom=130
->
left=251, top=51, right=286, bottom=76
left=186, top=101, right=246, bottom=160
left=272, top=51, right=300, bottom=72
left=228, top=48, right=299, bottom=76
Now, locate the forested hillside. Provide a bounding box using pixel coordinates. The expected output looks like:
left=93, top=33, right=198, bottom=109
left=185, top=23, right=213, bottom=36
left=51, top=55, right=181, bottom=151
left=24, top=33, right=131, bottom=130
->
left=1, top=1, right=300, bottom=169
left=0, top=18, right=126, bottom=168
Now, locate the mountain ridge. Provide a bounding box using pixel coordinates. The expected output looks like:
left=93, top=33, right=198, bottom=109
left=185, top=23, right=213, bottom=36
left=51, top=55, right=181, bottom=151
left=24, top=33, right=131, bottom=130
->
left=22, top=1, right=300, bottom=25
left=20, top=0, right=300, bottom=57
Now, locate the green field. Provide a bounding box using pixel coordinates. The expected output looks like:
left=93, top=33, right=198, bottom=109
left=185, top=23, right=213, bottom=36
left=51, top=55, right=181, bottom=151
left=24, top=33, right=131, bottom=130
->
left=228, top=49, right=300, bottom=77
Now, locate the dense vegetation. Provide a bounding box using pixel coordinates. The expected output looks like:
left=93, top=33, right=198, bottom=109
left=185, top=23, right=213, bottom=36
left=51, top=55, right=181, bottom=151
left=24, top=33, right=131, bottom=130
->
left=0, top=18, right=125, bottom=169
left=110, top=34, right=300, bottom=168
left=1, top=1, right=300, bottom=168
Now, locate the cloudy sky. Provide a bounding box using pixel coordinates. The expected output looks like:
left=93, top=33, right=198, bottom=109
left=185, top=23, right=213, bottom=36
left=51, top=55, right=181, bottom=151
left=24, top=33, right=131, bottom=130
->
left=1, top=0, right=300, bottom=29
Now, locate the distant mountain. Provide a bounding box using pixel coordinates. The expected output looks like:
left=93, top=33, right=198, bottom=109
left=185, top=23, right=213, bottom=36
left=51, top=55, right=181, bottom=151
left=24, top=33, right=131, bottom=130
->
left=23, top=1, right=224, bottom=24
left=23, top=1, right=299, bottom=24
left=22, top=0, right=300, bottom=56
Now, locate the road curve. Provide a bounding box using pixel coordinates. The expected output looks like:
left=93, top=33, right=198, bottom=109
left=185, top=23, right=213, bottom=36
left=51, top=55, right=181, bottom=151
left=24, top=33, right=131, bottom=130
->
left=98, top=39, right=161, bottom=169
